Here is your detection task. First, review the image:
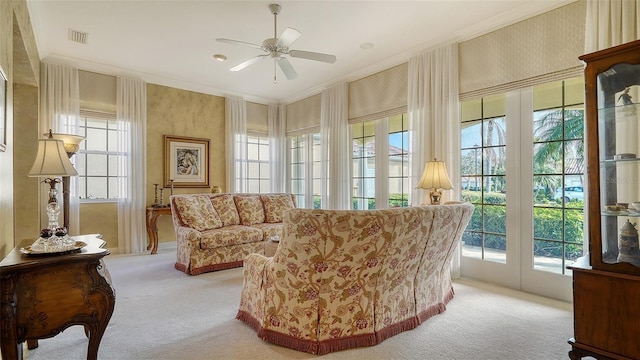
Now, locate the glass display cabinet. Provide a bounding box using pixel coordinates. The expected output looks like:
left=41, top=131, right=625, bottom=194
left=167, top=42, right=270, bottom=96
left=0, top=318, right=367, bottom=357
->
left=568, top=39, right=640, bottom=360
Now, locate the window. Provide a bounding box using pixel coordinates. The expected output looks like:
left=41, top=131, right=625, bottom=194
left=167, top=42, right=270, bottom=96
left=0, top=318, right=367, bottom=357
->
left=460, top=95, right=507, bottom=263
left=246, top=135, right=270, bottom=193
left=350, top=114, right=410, bottom=210
left=311, top=134, right=322, bottom=209
left=290, top=135, right=306, bottom=207
left=532, top=78, right=585, bottom=274
left=76, top=115, right=122, bottom=200
left=289, top=133, right=322, bottom=209
left=459, top=77, right=585, bottom=275
left=388, top=114, right=409, bottom=207
left=352, top=121, right=376, bottom=209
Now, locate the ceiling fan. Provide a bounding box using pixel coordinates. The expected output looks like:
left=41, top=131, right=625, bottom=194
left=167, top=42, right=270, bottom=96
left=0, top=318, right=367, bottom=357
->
left=216, top=3, right=337, bottom=83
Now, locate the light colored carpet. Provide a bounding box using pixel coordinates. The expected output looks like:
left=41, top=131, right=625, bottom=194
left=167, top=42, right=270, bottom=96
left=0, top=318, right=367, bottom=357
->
left=22, top=246, right=575, bottom=360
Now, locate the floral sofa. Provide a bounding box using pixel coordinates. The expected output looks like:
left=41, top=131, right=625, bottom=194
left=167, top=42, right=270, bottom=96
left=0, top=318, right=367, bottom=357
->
left=236, top=203, right=474, bottom=354
left=170, top=193, right=296, bottom=275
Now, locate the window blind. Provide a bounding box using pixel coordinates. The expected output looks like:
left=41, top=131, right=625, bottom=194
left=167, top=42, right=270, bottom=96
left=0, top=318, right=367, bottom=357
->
left=286, top=93, right=321, bottom=136
left=459, top=0, right=586, bottom=101
left=348, top=62, right=408, bottom=123
left=79, top=70, right=116, bottom=114
left=246, top=101, right=268, bottom=135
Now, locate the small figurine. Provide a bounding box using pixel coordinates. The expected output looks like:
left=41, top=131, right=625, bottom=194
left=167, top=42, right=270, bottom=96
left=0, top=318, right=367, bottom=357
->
left=153, top=184, right=159, bottom=205
left=619, top=87, right=633, bottom=105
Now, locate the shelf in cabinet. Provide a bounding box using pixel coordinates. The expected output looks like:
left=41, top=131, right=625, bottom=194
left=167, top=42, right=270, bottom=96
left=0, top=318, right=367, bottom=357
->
left=597, top=102, right=640, bottom=111
left=602, top=210, right=640, bottom=216
left=601, top=157, right=640, bottom=165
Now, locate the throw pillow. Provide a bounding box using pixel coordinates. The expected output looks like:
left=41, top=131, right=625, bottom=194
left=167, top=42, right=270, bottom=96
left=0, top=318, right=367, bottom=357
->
left=234, top=195, right=265, bottom=225
left=210, top=194, right=241, bottom=226
left=261, top=194, right=295, bottom=223
left=173, top=195, right=222, bottom=231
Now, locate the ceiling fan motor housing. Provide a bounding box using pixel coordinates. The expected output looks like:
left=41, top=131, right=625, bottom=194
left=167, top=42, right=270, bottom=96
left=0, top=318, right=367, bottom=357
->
left=269, top=4, right=281, bottom=15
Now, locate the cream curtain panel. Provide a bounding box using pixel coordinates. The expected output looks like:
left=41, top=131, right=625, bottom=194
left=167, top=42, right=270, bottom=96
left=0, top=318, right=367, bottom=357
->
left=116, top=76, right=147, bottom=254
left=226, top=97, right=247, bottom=193
left=321, top=82, right=350, bottom=210
left=408, top=43, right=460, bottom=206
left=39, top=61, right=81, bottom=235
left=585, top=0, right=640, bottom=52
left=407, top=44, right=461, bottom=276
left=269, top=104, right=287, bottom=193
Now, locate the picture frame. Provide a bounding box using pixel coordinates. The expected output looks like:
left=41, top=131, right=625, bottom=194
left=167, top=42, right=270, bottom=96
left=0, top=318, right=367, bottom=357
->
left=0, top=65, right=7, bottom=152
left=163, top=135, right=210, bottom=188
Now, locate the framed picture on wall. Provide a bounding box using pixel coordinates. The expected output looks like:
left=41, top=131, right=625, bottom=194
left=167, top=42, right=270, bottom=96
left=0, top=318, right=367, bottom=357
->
left=0, top=65, right=7, bottom=152
left=163, top=135, right=210, bottom=188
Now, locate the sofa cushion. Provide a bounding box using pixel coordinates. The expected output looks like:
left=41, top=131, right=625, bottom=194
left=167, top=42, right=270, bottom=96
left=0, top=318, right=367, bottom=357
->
left=200, top=225, right=263, bottom=249
left=249, top=222, right=284, bottom=241
left=210, top=194, right=241, bottom=226
left=260, top=194, right=295, bottom=223
left=234, top=195, right=265, bottom=225
left=173, top=195, right=222, bottom=231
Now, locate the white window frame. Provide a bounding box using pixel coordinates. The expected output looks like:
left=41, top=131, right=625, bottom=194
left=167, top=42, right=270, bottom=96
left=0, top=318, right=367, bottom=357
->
left=76, top=113, right=122, bottom=203
left=246, top=134, right=271, bottom=193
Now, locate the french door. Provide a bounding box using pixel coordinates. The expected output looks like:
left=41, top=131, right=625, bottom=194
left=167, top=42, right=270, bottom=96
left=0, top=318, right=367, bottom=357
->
left=459, top=78, right=585, bottom=302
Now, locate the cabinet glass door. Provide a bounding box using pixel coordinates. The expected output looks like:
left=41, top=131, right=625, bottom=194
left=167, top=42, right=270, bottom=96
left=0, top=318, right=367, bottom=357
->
left=598, top=64, right=640, bottom=268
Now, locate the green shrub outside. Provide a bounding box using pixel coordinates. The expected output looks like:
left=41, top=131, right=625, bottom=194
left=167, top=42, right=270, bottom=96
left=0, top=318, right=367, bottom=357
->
left=461, top=190, right=584, bottom=259
left=313, top=194, right=409, bottom=209
left=350, top=194, right=408, bottom=209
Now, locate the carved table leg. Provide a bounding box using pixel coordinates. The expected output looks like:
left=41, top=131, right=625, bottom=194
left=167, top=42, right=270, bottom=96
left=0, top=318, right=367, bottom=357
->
left=1, top=274, right=23, bottom=360
left=86, top=259, right=116, bottom=360
left=146, top=209, right=160, bottom=254
left=568, top=348, right=581, bottom=360
left=146, top=209, right=154, bottom=251
left=26, top=338, right=38, bottom=349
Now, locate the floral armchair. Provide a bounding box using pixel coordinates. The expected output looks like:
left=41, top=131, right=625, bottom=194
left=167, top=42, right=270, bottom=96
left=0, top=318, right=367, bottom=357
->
left=236, top=203, right=474, bottom=354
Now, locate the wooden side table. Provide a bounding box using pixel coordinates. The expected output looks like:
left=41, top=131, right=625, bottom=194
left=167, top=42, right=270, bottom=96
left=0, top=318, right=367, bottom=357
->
left=0, top=234, right=115, bottom=360
left=145, top=206, right=172, bottom=254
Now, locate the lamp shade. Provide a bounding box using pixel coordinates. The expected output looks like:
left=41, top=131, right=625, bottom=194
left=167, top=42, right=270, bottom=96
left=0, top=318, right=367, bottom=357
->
left=48, top=132, right=85, bottom=156
left=28, top=138, right=78, bottom=177
left=416, top=159, right=453, bottom=190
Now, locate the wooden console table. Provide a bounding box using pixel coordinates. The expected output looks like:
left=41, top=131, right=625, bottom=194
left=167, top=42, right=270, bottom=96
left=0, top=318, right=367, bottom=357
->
left=0, top=234, right=115, bottom=360
left=145, top=206, right=172, bottom=254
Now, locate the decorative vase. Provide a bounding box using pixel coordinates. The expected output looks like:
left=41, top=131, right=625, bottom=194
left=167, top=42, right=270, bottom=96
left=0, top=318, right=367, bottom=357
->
left=618, top=220, right=640, bottom=267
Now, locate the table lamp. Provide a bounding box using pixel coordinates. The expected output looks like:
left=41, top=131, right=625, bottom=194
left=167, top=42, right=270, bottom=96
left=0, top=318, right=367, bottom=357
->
left=416, top=158, right=453, bottom=205
left=48, top=132, right=85, bottom=230
left=28, top=130, right=78, bottom=234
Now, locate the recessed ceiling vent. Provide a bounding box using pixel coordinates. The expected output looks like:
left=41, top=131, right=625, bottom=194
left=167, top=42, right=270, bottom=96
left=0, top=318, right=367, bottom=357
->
left=68, top=29, right=88, bottom=44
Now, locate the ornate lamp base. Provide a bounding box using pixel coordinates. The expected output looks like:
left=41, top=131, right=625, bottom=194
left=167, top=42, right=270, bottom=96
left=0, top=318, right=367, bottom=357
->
left=430, top=188, right=443, bottom=205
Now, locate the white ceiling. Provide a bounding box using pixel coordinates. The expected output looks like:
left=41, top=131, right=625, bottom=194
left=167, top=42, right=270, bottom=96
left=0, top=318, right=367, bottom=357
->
left=26, top=1, right=574, bottom=104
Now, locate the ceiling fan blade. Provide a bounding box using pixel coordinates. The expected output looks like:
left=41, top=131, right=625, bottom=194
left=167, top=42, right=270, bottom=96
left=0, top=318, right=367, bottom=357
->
left=289, top=50, right=337, bottom=64
left=277, top=57, right=298, bottom=80
left=216, top=38, right=263, bottom=50
left=276, top=27, right=301, bottom=47
left=230, top=55, right=267, bottom=72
